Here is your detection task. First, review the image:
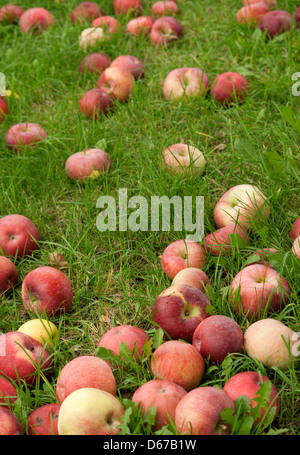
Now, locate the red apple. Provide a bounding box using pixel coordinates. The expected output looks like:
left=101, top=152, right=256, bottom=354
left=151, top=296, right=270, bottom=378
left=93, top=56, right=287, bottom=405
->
left=162, top=143, right=206, bottom=176
left=110, top=55, right=145, bottom=80
left=295, top=6, right=300, bottom=24
left=210, top=72, right=250, bottom=104
left=151, top=1, right=179, bottom=17
left=79, top=53, right=111, bottom=75
left=19, top=7, right=55, bottom=33
left=151, top=16, right=184, bottom=46
left=56, top=355, right=117, bottom=404
left=126, top=16, right=154, bottom=36
left=0, top=214, right=40, bottom=259
left=113, top=0, right=142, bottom=15
left=92, top=16, right=122, bottom=35
left=70, top=2, right=104, bottom=24
left=192, top=315, right=244, bottom=364
left=0, top=408, right=23, bottom=435
left=236, top=3, right=269, bottom=25
left=175, top=386, right=235, bottom=435
left=0, top=4, right=24, bottom=23
left=230, top=264, right=291, bottom=319
left=0, top=377, right=18, bottom=408
left=161, top=239, right=207, bottom=279
left=152, top=285, right=211, bottom=343
left=0, top=256, right=18, bottom=293
left=258, top=10, right=297, bottom=38
left=243, top=0, right=276, bottom=5
left=65, top=148, right=112, bottom=181
left=80, top=88, right=114, bottom=118
left=163, top=67, right=209, bottom=101
left=289, top=217, right=300, bottom=240
left=203, top=223, right=249, bottom=256
left=249, top=247, right=279, bottom=266
left=0, top=331, right=52, bottom=385
left=172, top=267, right=211, bottom=293
left=97, top=66, right=134, bottom=102
left=150, top=340, right=205, bottom=391
left=21, top=266, right=73, bottom=317
left=27, top=403, right=61, bottom=435
left=223, top=371, right=280, bottom=427
left=0, top=96, right=8, bottom=123
left=132, top=379, right=187, bottom=431
left=5, top=122, right=47, bottom=153
left=292, top=235, right=300, bottom=259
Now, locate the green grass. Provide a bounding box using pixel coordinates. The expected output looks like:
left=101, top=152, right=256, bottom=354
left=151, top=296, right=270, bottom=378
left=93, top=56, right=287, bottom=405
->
left=0, top=0, right=299, bottom=436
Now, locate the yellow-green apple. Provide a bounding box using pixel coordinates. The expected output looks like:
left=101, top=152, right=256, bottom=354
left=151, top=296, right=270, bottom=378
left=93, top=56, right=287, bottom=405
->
left=21, top=266, right=73, bottom=317
left=151, top=16, right=184, bottom=46
left=175, top=386, right=235, bottom=435
left=0, top=331, right=52, bottom=385
left=110, top=55, right=145, bottom=80
left=79, top=27, right=105, bottom=51
left=192, top=315, right=244, bottom=364
left=296, top=6, right=300, bottom=24
left=292, top=236, right=300, bottom=259
left=57, top=388, right=124, bottom=435
left=113, top=0, right=142, bottom=15
left=162, top=143, right=206, bottom=176
left=230, top=264, right=291, bottom=319
left=27, top=403, right=61, bottom=435
left=79, top=52, right=111, bottom=75
left=223, top=371, right=280, bottom=427
left=0, top=256, right=18, bottom=293
left=244, top=318, right=300, bottom=370
left=56, top=355, right=116, bottom=403
left=97, top=66, right=134, bottom=102
left=203, top=223, right=249, bottom=256
left=17, top=318, right=59, bottom=348
left=132, top=379, right=187, bottom=431
left=258, top=10, right=297, bottom=38
left=126, top=16, right=154, bottom=36
left=19, top=7, right=55, bottom=33
left=80, top=88, right=114, bottom=118
left=161, top=239, right=207, bottom=279
left=172, top=267, right=211, bottom=293
left=243, top=0, right=276, bottom=5
left=0, top=96, right=8, bottom=123
left=0, top=408, right=23, bottom=435
left=5, top=122, right=47, bottom=153
left=163, top=67, right=209, bottom=101
left=65, top=148, right=112, bottom=180
left=0, top=214, right=40, bottom=258
left=213, top=184, right=270, bottom=229
left=289, top=217, right=300, bottom=240
left=150, top=340, right=205, bottom=391
left=151, top=1, right=179, bottom=17
left=236, top=3, right=269, bottom=25
left=0, top=4, right=24, bottom=22
left=92, top=16, right=122, bottom=35
left=70, top=2, right=104, bottom=24
left=210, top=72, right=250, bottom=104
left=0, top=377, right=18, bottom=408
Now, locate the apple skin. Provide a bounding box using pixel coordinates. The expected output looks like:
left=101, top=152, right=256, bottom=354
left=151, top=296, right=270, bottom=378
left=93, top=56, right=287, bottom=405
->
left=236, top=3, right=269, bottom=25
left=175, top=386, right=235, bottom=435
left=70, top=2, right=104, bottom=24
left=17, top=318, right=58, bottom=348
left=243, top=0, right=276, bottom=5
left=230, top=264, right=291, bottom=319
left=21, top=266, right=73, bottom=317
left=295, top=6, right=300, bottom=24
left=19, top=7, right=55, bottom=33
left=58, top=388, right=124, bottom=435
left=249, top=247, right=279, bottom=267
left=292, top=236, right=300, bottom=259
left=0, top=4, right=24, bottom=23
left=151, top=1, right=179, bottom=17
left=0, top=408, right=23, bottom=435
left=162, top=143, right=206, bottom=176
left=244, top=318, right=300, bottom=370
left=113, top=0, right=142, bottom=15
left=80, top=88, right=114, bottom=119
left=213, top=184, right=270, bottom=230
left=289, top=217, right=300, bottom=240
left=150, top=340, right=206, bottom=391
left=151, top=16, right=184, bottom=46
left=210, top=72, right=250, bottom=104
left=172, top=267, right=211, bottom=293
left=0, top=96, right=8, bottom=123
left=110, top=55, right=145, bottom=80
left=65, top=148, right=112, bottom=181
left=0, top=377, right=18, bottom=408
left=192, top=315, right=244, bottom=364
left=132, top=379, right=187, bottom=431
left=79, top=53, right=111, bottom=75
left=126, top=16, right=154, bottom=36
left=5, top=122, right=47, bottom=153
left=258, top=10, right=297, bottom=39
left=163, top=67, right=209, bottom=101
left=0, top=214, right=40, bottom=259
left=161, top=239, right=207, bottom=280
left=223, top=371, right=280, bottom=427
left=0, top=331, right=52, bottom=385
left=97, top=66, right=134, bottom=102
left=0, top=256, right=18, bottom=293
left=203, top=223, right=249, bottom=257
left=92, top=16, right=122, bottom=35
left=27, top=403, right=61, bottom=435
left=56, top=355, right=117, bottom=404
left=152, top=285, right=211, bottom=343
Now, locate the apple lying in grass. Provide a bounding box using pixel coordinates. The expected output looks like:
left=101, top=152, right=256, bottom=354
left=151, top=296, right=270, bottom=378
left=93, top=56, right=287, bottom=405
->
left=161, top=239, right=207, bottom=280
left=97, top=66, right=134, bottom=102
left=79, top=53, right=111, bottom=75
left=175, top=386, right=235, bottom=435
left=0, top=377, right=18, bottom=408
left=92, top=16, right=122, bottom=35
left=80, top=88, right=114, bottom=119
left=5, top=122, right=47, bottom=153
left=0, top=256, right=18, bottom=294
left=236, top=3, right=269, bottom=25
left=113, top=0, right=142, bottom=15
left=213, top=184, right=270, bottom=229
left=152, top=285, right=211, bottom=343
left=126, top=16, right=154, bottom=36
left=249, top=247, right=279, bottom=266
left=0, top=96, right=8, bottom=123
left=110, top=55, right=145, bottom=80
left=132, top=379, right=187, bottom=431
left=230, top=264, right=291, bottom=319
left=0, top=4, right=24, bottom=22
left=162, top=143, right=206, bottom=177
left=163, top=67, right=209, bottom=101
left=257, top=10, right=297, bottom=39
left=65, top=148, right=112, bottom=181
left=21, top=266, right=73, bottom=317
left=244, top=318, right=300, bottom=370
left=0, top=331, right=52, bottom=385
left=203, top=223, right=249, bottom=256
left=223, top=371, right=280, bottom=427
left=0, top=408, right=23, bottom=435
left=79, top=27, right=105, bottom=51
left=0, top=214, right=40, bottom=259
left=27, top=403, right=61, bottom=435
left=70, top=2, right=104, bottom=24
left=210, top=72, right=250, bottom=104
left=172, top=267, right=211, bottom=293
left=19, top=7, right=55, bottom=33
left=243, top=0, right=276, bottom=5
left=151, top=1, right=179, bottom=17
left=18, top=318, right=59, bottom=348
left=150, top=340, right=205, bottom=391
left=292, top=236, right=300, bottom=259
left=295, top=6, right=300, bottom=24
left=151, top=16, right=184, bottom=46
left=56, top=355, right=117, bottom=403
left=289, top=217, right=300, bottom=240
left=58, top=388, right=124, bottom=435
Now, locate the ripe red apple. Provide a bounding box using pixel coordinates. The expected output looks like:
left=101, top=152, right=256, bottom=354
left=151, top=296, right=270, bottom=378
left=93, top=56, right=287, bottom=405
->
left=79, top=53, right=111, bottom=75
left=152, top=285, right=211, bottom=343
left=113, top=0, right=142, bottom=15
left=80, top=88, right=114, bottom=118
left=230, top=264, right=291, bottom=319
left=161, top=239, right=207, bottom=280
left=0, top=408, right=23, bottom=435
left=0, top=96, right=8, bottom=123
left=175, top=386, right=235, bottom=435
left=0, top=331, right=52, bottom=385
left=132, top=379, right=187, bottom=431
left=110, top=55, right=145, bottom=80
left=243, top=0, right=276, bottom=5
left=289, top=217, right=300, bottom=240
left=21, top=266, right=73, bottom=317
left=150, top=340, right=205, bottom=391
left=203, top=223, right=249, bottom=256
left=5, top=122, right=47, bottom=153
left=0, top=377, right=18, bottom=408
left=249, top=247, right=279, bottom=267
left=97, top=66, right=134, bottom=102
left=210, top=72, right=250, bottom=104
left=151, top=16, right=184, bottom=46
left=223, top=371, right=280, bottom=427
left=65, top=148, right=112, bottom=181
left=172, top=267, right=211, bottom=293
left=163, top=67, right=209, bottom=101
left=0, top=214, right=40, bottom=259
left=92, top=16, right=122, bottom=35
left=151, top=1, right=179, bottom=17
left=292, top=236, right=300, bottom=259
left=70, top=2, right=104, bottom=24
left=236, top=3, right=269, bottom=25
left=27, top=403, right=61, bottom=435
left=56, top=355, right=117, bottom=403
left=162, top=143, right=206, bottom=177
left=19, top=7, right=55, bottom=33
left=258, top=10, right=297, bottom=38
left=126, top=16, right=154, bottom=36
left=192, top=315, right=244, bottom=364
left=0, top=4, right=24, bottom=23
left=295, top=6, right=300, bottom=24
left=0, top=256, right=18, bottom=293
